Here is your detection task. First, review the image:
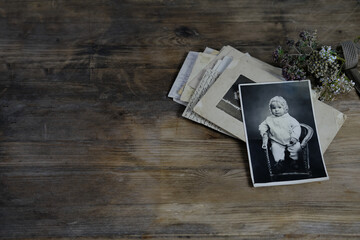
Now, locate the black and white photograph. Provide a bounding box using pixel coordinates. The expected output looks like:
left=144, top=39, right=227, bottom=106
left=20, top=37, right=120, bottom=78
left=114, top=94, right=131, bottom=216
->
left=238, top=80, right=329, bottom=187
left=216, top=75, right=254, bottom=121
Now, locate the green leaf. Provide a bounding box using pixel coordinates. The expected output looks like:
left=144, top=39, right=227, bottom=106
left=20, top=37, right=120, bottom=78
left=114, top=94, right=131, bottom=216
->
left=298, top=55, right=306, bottom=62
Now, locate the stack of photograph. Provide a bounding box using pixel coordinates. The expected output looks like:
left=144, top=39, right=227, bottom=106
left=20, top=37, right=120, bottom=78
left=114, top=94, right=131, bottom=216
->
left=168, top=46, right=346, bottom=187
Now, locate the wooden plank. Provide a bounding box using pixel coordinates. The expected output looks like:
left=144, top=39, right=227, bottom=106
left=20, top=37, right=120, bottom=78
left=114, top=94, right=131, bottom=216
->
left=1, top=170, right=359, bottom=237
left=0, top=0, right=360, bottom=238
left=1, top=202, right=360, bottom=237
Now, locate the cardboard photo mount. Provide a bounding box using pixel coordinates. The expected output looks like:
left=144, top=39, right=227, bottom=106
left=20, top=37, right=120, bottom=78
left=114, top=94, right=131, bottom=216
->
left=193, top=55, right=283, bottom=141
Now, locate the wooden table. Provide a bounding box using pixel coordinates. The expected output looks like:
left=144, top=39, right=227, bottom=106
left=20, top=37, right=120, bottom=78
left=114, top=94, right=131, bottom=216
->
left=1, top=1, right=360, bottom=239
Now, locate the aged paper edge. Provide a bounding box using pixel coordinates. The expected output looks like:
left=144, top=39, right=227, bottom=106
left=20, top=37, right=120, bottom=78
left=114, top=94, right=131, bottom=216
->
left=181, top=47, right=245, bottom=136
left=180, top=46, right=234, bottom=102
left=179, top=52, right=217, bottom=101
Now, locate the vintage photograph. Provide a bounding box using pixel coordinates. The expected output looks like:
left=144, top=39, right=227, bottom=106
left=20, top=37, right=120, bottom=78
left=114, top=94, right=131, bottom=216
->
left=238, top=80, right=329, bottom=187
left=216, top=75, right=254, bottom=121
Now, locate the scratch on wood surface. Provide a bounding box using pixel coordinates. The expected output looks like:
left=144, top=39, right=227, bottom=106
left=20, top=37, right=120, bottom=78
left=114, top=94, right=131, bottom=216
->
left=67, top=221, right=78, bottom=225
left=125, top=77, right=138, bottom=97
left=43, top=123, right=47, bottom=140
left=0, top=88, right=7, bottom=98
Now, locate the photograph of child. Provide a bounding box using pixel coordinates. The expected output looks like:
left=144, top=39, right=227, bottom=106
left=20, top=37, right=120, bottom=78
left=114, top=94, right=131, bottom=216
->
left=238, top=80, right=328, bottom=187
left=259, top=96, right=302, bottom=172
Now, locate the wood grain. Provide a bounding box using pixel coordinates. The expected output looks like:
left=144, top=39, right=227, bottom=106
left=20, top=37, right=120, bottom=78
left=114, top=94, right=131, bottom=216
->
left=0, top=0, right=360, bottom=239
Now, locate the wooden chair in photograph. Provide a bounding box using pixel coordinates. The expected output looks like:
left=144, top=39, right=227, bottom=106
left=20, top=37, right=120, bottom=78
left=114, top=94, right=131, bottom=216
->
left=264, top=123, right=314, bottom=180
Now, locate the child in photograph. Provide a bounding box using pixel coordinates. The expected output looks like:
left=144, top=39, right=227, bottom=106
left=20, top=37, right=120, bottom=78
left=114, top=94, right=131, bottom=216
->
left=259, top=96, right=302, bottom=170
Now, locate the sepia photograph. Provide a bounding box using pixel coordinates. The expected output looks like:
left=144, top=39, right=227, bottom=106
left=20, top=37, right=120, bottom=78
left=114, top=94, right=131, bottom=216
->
left=239, top=80, right=329, bottom=187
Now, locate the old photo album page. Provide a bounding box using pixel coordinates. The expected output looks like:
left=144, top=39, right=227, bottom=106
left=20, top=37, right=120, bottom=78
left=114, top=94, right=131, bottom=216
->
left=238, top=80, right=329, bottom=187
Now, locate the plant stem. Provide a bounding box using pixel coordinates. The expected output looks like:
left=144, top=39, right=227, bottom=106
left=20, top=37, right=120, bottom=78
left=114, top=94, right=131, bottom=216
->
left=293, top=46, right=302, bottom=54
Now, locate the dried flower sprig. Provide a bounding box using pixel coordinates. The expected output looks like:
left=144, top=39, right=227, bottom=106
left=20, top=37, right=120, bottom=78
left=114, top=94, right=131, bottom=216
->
left=273, top=30, right=355, bottom=101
